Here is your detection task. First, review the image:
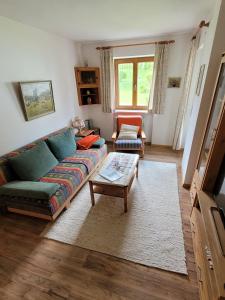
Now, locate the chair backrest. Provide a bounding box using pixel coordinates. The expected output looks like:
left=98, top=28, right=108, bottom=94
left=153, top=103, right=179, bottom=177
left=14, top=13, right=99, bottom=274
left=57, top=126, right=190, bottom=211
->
left=117, top=115, right=143, bottom=135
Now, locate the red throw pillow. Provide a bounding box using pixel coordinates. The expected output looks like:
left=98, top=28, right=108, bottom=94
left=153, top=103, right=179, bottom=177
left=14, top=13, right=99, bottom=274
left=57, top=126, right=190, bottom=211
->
left=77, top=135, right=100, bottom=150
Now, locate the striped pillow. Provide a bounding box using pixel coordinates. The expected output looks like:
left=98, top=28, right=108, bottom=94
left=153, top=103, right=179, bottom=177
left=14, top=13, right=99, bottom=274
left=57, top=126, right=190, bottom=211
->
left=117, top=131, right=137, bottom=140
left=120, top=124, right=139, bottom=133
left=117, top=124, right=139, bottom=140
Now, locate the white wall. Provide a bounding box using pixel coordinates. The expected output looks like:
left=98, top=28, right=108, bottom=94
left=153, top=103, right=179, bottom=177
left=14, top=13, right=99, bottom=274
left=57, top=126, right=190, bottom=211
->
left=182, top=0, right=225, bottom=185
left=0, top=16, right=87, bottom=156
left=152, top=34, right=191, bottom=145
left=180, top=27, right=208, bottom=147
left=79, top=33, right=191, bottom=144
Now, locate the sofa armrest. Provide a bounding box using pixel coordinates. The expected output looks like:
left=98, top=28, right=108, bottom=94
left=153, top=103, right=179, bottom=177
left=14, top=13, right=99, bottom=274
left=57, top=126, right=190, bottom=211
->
left=112, top=131, right=117, bottom=141
left=141, top=130, right=146, bottom=140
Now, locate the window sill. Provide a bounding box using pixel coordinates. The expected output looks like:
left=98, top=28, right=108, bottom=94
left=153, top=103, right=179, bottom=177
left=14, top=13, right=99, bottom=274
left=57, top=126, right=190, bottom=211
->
left=115, top=109, right=149, bottom=114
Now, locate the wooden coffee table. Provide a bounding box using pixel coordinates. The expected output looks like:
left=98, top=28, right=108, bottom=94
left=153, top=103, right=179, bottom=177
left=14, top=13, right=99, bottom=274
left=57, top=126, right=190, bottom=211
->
left=89, top=152, right=139, bottom=213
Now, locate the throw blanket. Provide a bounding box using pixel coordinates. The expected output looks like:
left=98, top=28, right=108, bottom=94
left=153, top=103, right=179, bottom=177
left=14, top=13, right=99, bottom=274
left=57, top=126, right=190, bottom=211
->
left=77, top=135, right=100, bottom=150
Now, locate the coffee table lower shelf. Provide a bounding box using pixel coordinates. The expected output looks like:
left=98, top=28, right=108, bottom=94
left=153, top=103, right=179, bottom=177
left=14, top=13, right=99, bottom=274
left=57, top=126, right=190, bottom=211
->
left=89, top=167, right=137, bottom=213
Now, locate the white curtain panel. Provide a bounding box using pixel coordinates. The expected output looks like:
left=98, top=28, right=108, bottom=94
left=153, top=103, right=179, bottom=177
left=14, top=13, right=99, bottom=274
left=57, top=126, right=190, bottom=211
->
left=149, top=43, right=170, bottom=114
left=100, top=48, right=114, bottom=113
left=172, top=33, right=201, bottom=150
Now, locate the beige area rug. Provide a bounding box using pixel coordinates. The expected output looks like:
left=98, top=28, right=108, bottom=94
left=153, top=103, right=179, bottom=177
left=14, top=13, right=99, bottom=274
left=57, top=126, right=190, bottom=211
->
left=42, top=160, right=187, bottom=274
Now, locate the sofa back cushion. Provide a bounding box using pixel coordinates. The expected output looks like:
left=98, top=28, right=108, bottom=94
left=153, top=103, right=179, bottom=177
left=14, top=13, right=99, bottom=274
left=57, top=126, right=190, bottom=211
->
left=47, top=129, right=76, bottom=161
left=8, top=141, right=58, bottom=181
left=0, top=127, right=71, bottom=187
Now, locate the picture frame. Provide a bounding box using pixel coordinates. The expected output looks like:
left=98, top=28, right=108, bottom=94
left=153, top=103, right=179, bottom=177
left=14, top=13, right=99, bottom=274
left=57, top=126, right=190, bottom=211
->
left=19, top=80, right=55, bottom=121
left=168, top=77, right=181, bottom=88
left=196, top=64, right=205, bottom=96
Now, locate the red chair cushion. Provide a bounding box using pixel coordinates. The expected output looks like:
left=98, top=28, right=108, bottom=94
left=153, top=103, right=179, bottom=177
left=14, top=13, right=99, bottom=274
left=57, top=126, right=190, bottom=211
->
left=117, top=115, right=142, bottom=135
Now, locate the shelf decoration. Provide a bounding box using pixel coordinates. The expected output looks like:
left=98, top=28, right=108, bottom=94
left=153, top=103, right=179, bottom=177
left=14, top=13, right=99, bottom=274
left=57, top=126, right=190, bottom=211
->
left=75, top=67, right=101, bottom=106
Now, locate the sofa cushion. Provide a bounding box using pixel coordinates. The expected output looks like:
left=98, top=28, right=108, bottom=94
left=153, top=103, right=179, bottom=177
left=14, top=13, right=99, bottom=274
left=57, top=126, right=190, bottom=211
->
left=40, top=162, right=88, bottom=214
left=63, top=144, right=107, bottom=173
left=91, top=137, right=105, bottom=148
left=0, top=163, right=88, bottom=216
left=47, top=129, right=76, bottom=161
left=0, top=181, right=60, bottom=199
left=8, top=141, right=58, bottom=181
left=41, top=145, right=107, bottom=215
left=0, top=142, right=38, bottom=187
left=115, top=138, right=142, bottom=149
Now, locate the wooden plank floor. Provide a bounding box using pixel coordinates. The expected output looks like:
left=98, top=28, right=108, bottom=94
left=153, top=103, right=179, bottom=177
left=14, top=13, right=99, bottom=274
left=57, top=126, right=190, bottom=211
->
left=0, top=145, right=199, bottom=300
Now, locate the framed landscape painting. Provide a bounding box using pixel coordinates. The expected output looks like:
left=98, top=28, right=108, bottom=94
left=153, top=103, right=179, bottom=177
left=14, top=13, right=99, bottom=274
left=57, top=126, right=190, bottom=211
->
left=19, top=80, right=55, bottom=121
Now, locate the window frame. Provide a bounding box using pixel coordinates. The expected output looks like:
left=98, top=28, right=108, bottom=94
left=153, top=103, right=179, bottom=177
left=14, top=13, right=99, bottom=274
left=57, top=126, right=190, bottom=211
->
left=114, top=56, right=154, bottom=110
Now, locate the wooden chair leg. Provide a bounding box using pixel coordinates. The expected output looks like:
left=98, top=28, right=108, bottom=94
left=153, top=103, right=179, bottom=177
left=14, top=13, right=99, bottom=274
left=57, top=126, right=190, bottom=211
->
left=113, top=142, right=116, bottom=152
left=140, top=148, right=144, bottom=158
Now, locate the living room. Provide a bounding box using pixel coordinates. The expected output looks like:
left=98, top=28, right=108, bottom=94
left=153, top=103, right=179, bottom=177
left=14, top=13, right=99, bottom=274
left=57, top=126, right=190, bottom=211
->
left=0, top=0, right=225, bottom=299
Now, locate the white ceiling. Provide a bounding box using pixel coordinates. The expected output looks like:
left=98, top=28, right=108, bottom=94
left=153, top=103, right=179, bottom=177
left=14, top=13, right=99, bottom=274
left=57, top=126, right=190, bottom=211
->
left=0, top=0, right=215, bottom=42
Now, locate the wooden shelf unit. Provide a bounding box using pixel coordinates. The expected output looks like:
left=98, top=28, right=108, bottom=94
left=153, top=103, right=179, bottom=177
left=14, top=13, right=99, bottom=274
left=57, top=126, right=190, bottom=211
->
left=190, top=54, right=225, bottom=300
left=191, top=192, right=225, bottom=300
left=75, top=67, right=101, bottom=106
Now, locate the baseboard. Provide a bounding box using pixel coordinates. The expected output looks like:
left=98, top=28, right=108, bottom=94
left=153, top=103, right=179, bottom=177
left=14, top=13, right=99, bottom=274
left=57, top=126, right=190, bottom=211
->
left=151, top=144, right=172, bottom=148
left=106, top=141, right=184, bottom=153
left=145, top=142, right=151, bottom=146
left=151, top=144, right=183, bottom=152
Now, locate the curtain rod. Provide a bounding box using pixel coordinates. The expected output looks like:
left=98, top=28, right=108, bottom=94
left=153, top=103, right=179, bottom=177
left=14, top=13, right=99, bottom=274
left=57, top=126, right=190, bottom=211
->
left=192, top=20, right=210, bottom=40
left=96, top=39, right=175, bottom=50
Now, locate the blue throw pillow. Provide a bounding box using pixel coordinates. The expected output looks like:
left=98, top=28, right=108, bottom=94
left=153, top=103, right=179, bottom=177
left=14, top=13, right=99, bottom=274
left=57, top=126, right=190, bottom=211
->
left=47, top=128, right=76, bottom=161
left=91, top=137, right=105, bottom=148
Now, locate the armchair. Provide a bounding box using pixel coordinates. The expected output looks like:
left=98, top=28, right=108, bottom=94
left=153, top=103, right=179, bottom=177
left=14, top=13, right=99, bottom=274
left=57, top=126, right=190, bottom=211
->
left=112, top=115, right=146, bottom=157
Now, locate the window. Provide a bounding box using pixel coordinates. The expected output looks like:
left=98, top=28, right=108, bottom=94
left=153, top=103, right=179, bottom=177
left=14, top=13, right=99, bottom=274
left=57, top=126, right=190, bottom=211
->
left=114, top=56, right=154, bottom=110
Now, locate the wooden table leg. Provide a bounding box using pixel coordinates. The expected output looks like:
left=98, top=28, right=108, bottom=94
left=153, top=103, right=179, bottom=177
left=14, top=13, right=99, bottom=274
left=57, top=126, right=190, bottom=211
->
left=89, top=181, right=95, bottom=206
left=124, top=187, right=128, bottom=213
left=136, top=161, right=139, bottom=178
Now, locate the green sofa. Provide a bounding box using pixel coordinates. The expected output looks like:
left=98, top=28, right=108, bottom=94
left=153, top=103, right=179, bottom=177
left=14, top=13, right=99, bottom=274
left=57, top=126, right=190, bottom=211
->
left=0, top=128, right=107, bottom=220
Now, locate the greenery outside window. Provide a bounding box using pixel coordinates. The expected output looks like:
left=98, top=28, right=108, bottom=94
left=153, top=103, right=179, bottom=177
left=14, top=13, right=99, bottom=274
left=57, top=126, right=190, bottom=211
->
left=114, top=56, right=154, bottom=110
